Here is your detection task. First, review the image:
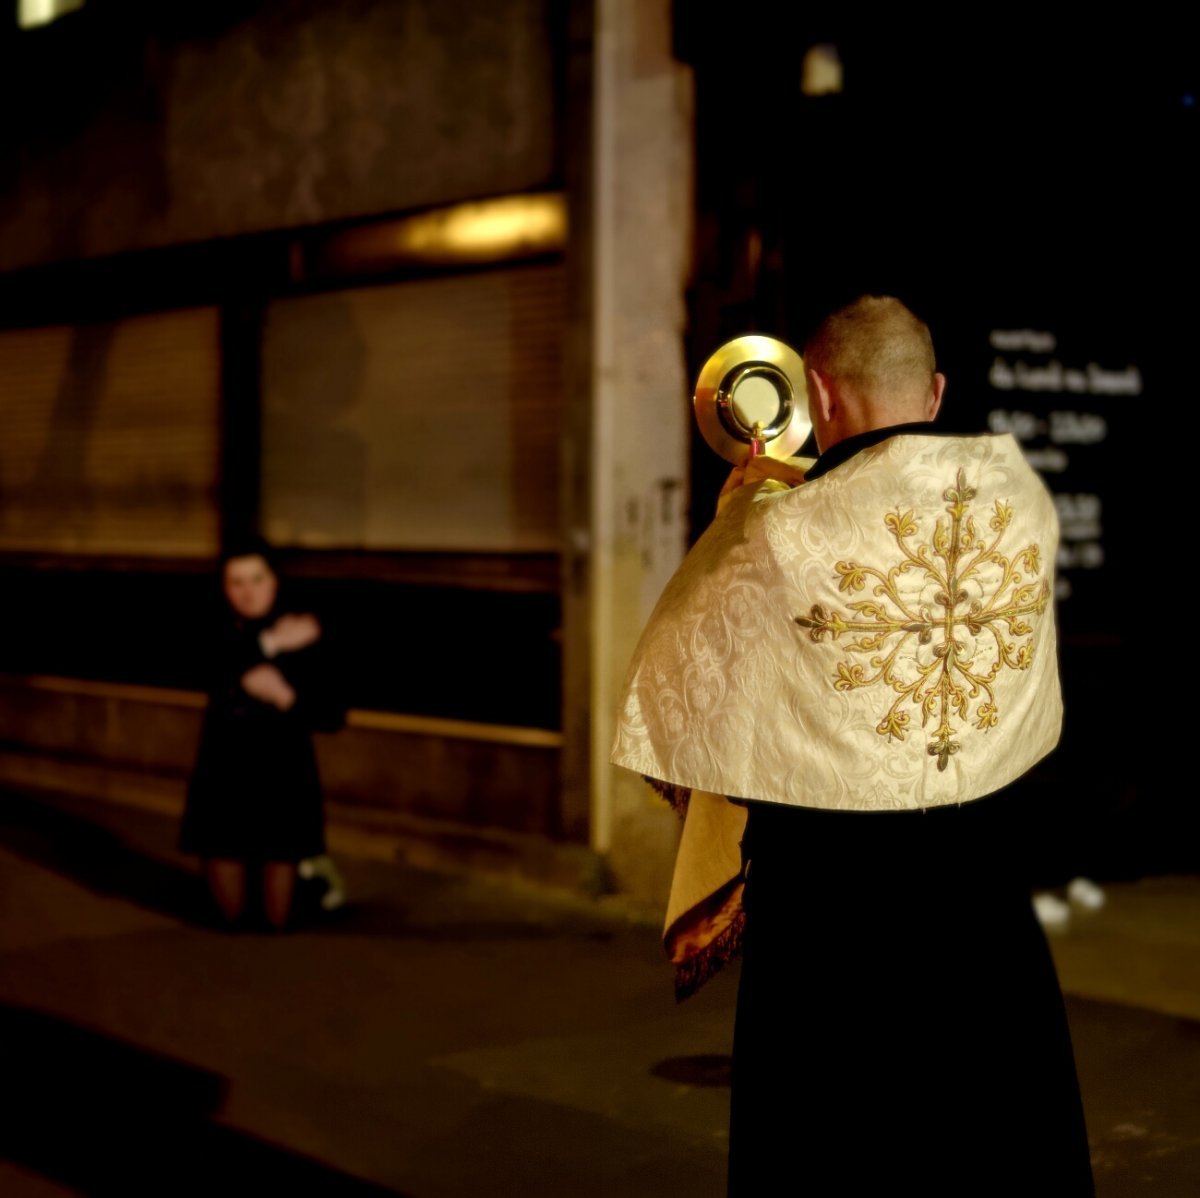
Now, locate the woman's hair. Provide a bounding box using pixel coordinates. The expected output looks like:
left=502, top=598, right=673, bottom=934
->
left=220, top=534, right=280, bottom=574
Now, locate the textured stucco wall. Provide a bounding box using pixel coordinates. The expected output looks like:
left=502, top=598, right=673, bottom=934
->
left=0, top=0, right=559, bottom=271
left=588, top=0, right=694, bottom=910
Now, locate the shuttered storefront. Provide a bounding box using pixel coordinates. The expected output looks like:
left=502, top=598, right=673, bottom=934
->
left=0, top=307, right=220, bottom=557
left=261, top=264, right=565, bottom=553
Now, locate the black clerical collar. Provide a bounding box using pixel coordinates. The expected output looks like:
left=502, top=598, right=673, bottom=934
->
left=804, top=421, right=945, bottom=480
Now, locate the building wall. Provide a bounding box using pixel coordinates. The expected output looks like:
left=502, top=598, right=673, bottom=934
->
left=577, top=0, right=694, bottom=906
left=0, top=0, right=698, bottom=913
left=0, top=675, right=562, bottom=839
left=0, top=0, right=560, bottom=271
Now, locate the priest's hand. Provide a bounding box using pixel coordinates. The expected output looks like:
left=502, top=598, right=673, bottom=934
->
left=717, top=455, right=808, bottom=511
left=241, top=663, right=297, bottom=711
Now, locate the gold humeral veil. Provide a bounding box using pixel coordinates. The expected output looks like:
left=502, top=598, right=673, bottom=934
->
left=610, top=432, right=1063, bottom=995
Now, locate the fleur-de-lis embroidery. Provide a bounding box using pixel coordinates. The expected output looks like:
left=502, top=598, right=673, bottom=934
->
left=794, top=468, right=1049, bottom=772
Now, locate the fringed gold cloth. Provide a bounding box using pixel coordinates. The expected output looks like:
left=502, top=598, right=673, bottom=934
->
left=645, top=780, right=748, bottom=1000
left=617, top=433, right=1063, bottom=994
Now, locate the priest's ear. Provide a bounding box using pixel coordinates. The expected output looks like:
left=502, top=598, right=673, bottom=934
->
left=806, top=367, right=835, bottom=424
left=805, top=367, right=836, bottom=454
left=928, top=372, right=947, bottom=420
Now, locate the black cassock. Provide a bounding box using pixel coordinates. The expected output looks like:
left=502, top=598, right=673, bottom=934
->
left=180, top=608, right=344, bottom=864
left=728, top=789, right=1095, bottom=1197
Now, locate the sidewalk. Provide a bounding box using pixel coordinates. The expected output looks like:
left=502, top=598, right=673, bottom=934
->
left=2, top=785, right=1199, bottom=1196
left=0, top=787, right=734, bottom=1197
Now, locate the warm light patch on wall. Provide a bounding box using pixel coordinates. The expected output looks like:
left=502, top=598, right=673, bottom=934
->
left=402, top=193, right=566, bottom=259
left=305, top=193, right=567, bottom=279
left=801, top=43, right=843, bottom=96
left=18, top=0, right=86, bottom=29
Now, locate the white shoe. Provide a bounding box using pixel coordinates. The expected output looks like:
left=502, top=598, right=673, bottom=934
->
left=321, top=879, right=346, bottom=912
left=298, top=855, right=347, bottom=910
left=1067, top=876, right=1106, bottom=912
left=1033, top=892, right=1071, bottom=931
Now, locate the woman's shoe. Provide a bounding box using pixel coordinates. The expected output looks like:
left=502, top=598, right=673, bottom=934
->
left=298, top=854, right=347, bottom=911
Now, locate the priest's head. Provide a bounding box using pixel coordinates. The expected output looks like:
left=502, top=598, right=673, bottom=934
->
left=803, top=295, right=945, bottom=453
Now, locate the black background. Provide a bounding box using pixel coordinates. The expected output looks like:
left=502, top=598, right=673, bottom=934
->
left=677, top=13, right=1193, bottom=878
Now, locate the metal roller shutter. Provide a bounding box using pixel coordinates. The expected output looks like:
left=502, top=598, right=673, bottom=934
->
left=0, top=307, right=221, bottom=557
left=261, top=263, right=565, bottom=552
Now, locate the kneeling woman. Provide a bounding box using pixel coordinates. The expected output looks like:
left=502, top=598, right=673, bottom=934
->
left=181, top=538, right=342, bottom=930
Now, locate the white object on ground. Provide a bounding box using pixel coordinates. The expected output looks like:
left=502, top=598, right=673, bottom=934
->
left=298, top=855, right=347, bottom=910
left=1033, top=891, right=1071, bottom=932
left=1067, top=875, right=1106, bottom=912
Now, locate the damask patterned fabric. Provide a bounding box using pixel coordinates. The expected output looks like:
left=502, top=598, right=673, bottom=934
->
left=612, top=432, right=1062, bottom=812
left=612, top=432, right=1064, bottom=993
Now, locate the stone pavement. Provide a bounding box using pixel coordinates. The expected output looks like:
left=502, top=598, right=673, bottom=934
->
left=1, top=786, right=1199, bottom=1196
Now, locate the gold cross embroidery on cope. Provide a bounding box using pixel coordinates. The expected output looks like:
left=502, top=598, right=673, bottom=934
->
left=794, top=468, right=1050, bottom=772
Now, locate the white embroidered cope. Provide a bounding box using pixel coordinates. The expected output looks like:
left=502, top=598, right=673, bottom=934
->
left=611, top=433, right=1063, bottom=814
